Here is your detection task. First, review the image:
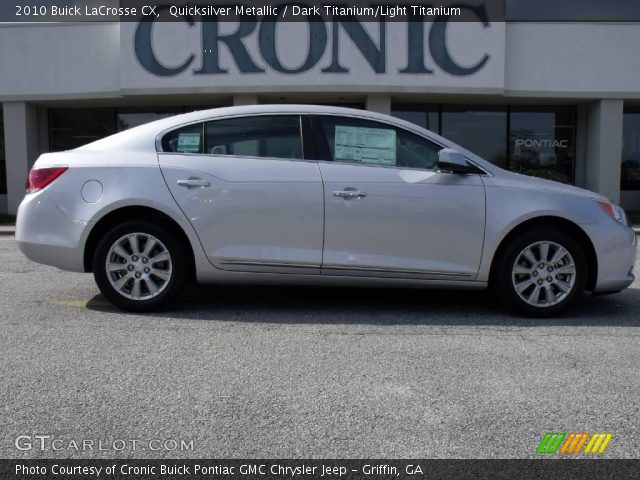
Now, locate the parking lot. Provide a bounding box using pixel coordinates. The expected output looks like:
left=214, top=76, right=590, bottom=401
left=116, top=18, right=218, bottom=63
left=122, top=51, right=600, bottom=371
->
left=1, top=235, right=639, bottom=459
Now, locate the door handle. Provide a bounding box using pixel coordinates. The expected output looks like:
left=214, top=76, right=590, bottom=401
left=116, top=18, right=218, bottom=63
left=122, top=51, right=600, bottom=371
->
left=177, top=178, right=211, bottom=188
left=333, top=189, right=367, bottom=199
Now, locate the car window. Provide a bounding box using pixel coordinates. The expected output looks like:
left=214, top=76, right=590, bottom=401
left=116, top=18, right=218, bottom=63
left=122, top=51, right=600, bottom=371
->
left=161, top=123, right=204, bottom=153
left=318, top=116, right=441, bottom=170
left=204, top=115, right=302, bottom=159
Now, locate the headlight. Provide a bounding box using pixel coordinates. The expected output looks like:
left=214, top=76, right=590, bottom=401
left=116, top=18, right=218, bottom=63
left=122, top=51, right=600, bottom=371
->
left=598, top=200, right=628, bottom=226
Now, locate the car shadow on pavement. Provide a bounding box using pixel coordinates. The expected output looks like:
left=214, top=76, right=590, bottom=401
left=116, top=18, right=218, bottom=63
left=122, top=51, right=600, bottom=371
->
left=85, top=283, right=640, bottom=327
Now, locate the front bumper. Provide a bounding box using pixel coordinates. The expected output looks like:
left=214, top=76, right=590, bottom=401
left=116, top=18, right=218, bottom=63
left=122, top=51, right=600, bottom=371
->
left=16, top=191, right=89, bottom=272
left=590, top=220, right=636, bottom=293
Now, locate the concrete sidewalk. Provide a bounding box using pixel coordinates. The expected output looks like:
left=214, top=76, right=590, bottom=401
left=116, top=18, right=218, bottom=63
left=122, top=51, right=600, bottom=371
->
left=0, top=225, right=16, bottom=236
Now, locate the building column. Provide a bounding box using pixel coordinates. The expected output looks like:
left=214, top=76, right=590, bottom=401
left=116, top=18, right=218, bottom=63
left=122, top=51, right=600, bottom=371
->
left=233, top=94, right=258, bottom=106
left=365, top=94, right=391, bottom=115
left=585, top=99, right=624, bottom=202
left=4, top=102, right=39, bottom=215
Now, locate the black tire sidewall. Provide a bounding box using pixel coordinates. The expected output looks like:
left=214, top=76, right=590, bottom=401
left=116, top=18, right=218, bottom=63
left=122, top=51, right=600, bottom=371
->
left=496, top=227, right=587, bottom=317
left=93, top=221, right=185, bottom=312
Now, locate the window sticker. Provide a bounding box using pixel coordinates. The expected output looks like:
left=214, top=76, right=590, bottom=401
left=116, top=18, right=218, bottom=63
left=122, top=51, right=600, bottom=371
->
left=177, top=133, right=201, bottom=153
left=334, top=126, right=396, bottom=165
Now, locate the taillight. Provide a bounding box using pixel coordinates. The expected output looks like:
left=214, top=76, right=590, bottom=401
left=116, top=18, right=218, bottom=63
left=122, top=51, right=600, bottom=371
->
left=26, top=166, right=68, bottom=193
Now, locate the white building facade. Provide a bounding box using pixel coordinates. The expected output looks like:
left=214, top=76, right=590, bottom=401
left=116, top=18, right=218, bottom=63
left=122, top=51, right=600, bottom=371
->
left=1, top=13, right=640, bottom=214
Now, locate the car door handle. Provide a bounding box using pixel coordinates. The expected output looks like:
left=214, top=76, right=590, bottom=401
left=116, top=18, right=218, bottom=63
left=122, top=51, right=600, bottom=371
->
left=177, top=178, right=211, bottom=188
left=333, top=189, right=367, bottom=199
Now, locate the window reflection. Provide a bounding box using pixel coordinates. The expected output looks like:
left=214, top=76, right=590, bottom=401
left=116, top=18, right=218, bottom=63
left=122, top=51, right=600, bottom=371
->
left=622, top=110, right=640, bottom=190
left=0, top=108, right=5, bottom=194
left=49, top=108, right=116, bottom=151
left=117, top=107, right=183, bottom=132
left=204, top=116, right=303, bottom=159
left=441, top=107, right=507, bottom=168
left=392, top=105, right=439, bottom=133
left=510, top=107, right=575, bottom=184
left=392, top=104, right=576, bottom=183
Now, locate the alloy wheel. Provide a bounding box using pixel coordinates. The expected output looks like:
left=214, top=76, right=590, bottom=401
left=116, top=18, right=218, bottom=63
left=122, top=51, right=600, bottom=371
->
left=511, top=240, right=577, bottom=308
left=105, top=232, right=172, bottom=300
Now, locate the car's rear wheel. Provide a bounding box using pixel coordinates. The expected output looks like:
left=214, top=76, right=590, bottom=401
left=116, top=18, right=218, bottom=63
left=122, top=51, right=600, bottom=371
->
left=93, top=221, right=185, bottom=311
left=495, top=227, right=587, bottom=317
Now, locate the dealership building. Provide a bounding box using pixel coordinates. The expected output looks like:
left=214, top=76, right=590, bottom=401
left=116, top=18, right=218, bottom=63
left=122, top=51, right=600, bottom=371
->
left=2, top=6, right=640, bottom=214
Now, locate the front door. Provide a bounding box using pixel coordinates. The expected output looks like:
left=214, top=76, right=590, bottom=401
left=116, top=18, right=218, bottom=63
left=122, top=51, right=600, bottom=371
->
left=313, top=115, right=486, bottom=280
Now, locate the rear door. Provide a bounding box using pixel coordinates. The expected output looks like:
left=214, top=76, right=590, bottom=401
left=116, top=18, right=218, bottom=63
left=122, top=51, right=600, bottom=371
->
left=313, top=114, right=486, bottom=279
left=158, top=114, right=324, bottom=274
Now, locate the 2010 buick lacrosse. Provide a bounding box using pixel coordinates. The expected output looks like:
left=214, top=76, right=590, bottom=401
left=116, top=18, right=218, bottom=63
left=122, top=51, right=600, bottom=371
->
left=16, top=105, right=636, bottom=316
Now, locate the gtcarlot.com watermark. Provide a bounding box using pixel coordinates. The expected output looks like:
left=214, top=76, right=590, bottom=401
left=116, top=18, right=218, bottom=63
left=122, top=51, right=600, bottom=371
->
left=15, top=435, right=194, bottom=452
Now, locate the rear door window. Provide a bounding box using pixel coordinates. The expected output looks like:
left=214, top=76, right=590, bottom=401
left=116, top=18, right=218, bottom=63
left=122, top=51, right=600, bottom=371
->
left=204, top=115, right=303, bottom=159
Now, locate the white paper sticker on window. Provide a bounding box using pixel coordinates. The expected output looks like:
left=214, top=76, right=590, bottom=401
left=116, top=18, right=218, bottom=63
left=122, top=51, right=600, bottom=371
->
left=177, top=133, right=201, bottom=153
left=334, top=126, right=396, bottom=165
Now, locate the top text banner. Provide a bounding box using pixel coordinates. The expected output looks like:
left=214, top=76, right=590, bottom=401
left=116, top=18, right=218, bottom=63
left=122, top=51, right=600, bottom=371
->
left=5, top=0, right=506, bottom=22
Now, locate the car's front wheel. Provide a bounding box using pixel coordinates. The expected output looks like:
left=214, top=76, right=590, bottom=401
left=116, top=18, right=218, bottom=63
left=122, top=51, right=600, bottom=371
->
left=495, top=227, right=587, bottom=317
left=93, top=221, right=185, bottom=311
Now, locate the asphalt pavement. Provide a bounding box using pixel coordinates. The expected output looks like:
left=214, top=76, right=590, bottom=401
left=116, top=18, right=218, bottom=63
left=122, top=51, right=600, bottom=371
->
left=1, top=236, right=639, bottom=459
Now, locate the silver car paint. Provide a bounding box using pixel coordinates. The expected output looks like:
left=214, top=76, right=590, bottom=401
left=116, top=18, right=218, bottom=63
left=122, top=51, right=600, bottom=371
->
left=16, top=105, right=636, bottom=293
left=318, top=161, right=485, bottom=279
left=159, top=154, right=324, bottom=274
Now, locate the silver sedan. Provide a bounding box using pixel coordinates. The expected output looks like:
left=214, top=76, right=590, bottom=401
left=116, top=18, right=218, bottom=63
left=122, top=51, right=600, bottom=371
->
left=16, top=105, right=637, bottom=316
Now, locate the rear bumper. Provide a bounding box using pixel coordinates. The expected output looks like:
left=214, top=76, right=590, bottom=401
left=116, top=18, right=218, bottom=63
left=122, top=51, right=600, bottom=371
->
left=16, top=191, right=88, bottom=272
left=591, top=221, right=636, bottom=293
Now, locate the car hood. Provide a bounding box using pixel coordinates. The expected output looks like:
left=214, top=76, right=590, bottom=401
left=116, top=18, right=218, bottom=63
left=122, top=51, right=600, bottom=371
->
left=490, top=169, right=610, bottom=202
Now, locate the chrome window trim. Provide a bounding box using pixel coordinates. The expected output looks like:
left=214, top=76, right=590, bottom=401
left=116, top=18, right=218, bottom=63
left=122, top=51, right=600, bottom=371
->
left=218, top=259, right=472, bottom=278
left=323, top=264, right=473, bottom=277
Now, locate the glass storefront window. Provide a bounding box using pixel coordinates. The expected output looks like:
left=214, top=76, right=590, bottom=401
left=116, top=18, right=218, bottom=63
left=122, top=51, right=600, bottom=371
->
left=0, top=107, right=6, bottom=194
left=391, top=104, right=576, bottom=183
left=622, top=110, right=640, bottom=191
left=49, top=106, right=226, bottom=152
left=441, top=107, right=507, bottom=168
left=391, top=104, right=439, bottom=133
left=49, top=108, right=116, bottom=151
left=509, top=107, right=575, bottom=184
left=117, top=107, right=183, bottom=132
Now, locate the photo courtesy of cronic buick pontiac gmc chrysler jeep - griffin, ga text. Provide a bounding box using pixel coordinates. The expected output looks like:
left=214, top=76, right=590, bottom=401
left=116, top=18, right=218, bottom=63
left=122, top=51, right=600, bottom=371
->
left=16, top=105, right=637, bottom=316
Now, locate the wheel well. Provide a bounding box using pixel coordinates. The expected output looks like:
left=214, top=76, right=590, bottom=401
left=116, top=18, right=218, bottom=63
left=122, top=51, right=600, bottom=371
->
left=83, top=206, right=196, bottom=281
left=489, top=216, right=598, bottom=291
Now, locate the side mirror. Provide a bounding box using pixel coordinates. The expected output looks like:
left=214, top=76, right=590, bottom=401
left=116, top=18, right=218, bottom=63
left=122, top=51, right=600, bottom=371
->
left=437, top=148, right=477, bottom=174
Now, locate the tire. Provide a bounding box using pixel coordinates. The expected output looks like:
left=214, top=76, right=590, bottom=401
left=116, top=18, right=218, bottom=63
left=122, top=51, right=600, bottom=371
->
left=93, top=221, right=186, bottom=312
left=494, top=227, right=587, bottom=317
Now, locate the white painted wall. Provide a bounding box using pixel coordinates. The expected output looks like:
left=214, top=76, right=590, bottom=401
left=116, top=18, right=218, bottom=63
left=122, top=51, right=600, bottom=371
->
left=585, top=99, right=624, bottom=203
left=3, top=102, right=39, bottom=214
left=0, top=23, right=120, bottom=101
left=505, top=23, right=640, bottom=98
